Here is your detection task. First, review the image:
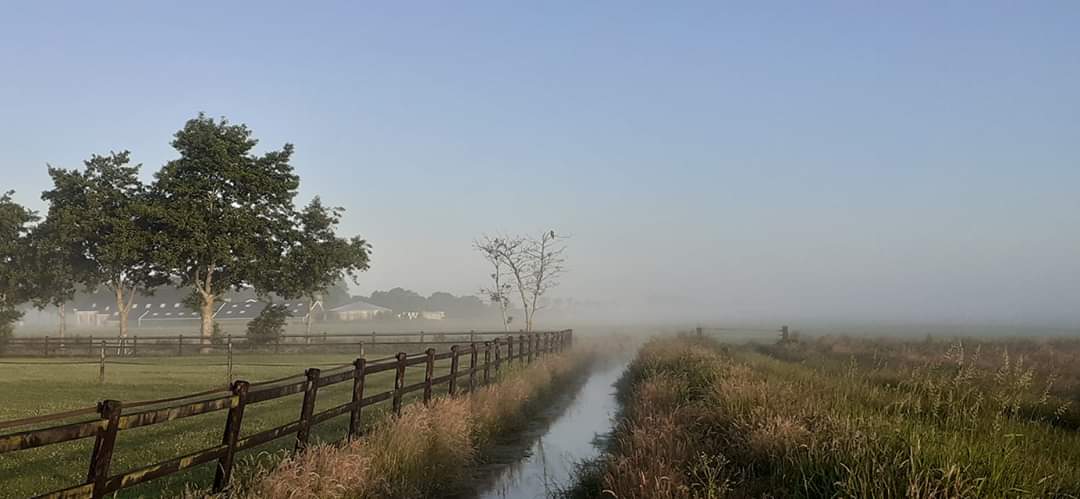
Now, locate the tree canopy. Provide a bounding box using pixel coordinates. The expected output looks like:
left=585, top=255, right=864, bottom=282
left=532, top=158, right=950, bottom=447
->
left=1, top=114, right=373, bottom=344
left=0, top=192, right=37, bottom=339
left=150, top=114, right=303, bottom=343
left=271, top=197, right=371, bottom=333
left=41, top=151, right=166, bottom=340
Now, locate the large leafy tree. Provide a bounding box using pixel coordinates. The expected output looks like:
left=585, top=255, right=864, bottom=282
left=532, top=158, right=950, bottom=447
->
left=274, top=197, right=371, bottom=337
left=0, top=191, right=37, bottom=341
left=41, top=152, right=164, bottom=342
left=150, top=114, right=301, bottom=346
left=27, top=215, right=86, bottom=341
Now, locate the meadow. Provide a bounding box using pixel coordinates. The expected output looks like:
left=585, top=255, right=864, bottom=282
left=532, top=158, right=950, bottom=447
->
left=0, top=349, right=456, bottom=497
left=570, top=335, right=1080, bottom=498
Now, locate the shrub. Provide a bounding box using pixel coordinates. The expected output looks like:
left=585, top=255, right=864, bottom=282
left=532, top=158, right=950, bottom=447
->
left=245, top=304, right=290, bottom=345
left=0, top=309, right=18, bottom=353
left=210, top=322, right=226, bottom=345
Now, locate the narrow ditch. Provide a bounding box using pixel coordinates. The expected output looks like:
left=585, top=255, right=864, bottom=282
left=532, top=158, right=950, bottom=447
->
left=464, top=357, right=630, bottom=499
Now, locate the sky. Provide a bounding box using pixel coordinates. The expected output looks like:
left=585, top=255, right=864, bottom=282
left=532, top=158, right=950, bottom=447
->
left=1, top=2, right=1078, bottom=327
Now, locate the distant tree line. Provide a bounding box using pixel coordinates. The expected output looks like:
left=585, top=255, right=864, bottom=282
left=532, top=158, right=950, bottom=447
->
left=0, top=114, right=371, bottom=349
left=362, top=287, right=492, bottom=319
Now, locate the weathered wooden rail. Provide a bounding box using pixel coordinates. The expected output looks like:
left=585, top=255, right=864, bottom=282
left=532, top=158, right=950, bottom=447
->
left=0, top=329, right=573, bottom=498
left=0, top=330, right=530, bottom=357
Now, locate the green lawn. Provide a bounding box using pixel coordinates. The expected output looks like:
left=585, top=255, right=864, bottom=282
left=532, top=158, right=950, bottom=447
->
left=0, top=349, right=481, bottom=497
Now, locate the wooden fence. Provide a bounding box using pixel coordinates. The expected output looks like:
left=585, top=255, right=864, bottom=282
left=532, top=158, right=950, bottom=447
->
left=0, top=330, right=528, bottom=357
left=0, top=330, right=573, bottom=499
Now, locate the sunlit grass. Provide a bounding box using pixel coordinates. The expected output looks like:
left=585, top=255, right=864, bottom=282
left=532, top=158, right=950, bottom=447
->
left=229, top=351, right=592, bottom=499
left=570, top=336, right=1080, bottom=498
left=0, top=351, right=454, bottom=497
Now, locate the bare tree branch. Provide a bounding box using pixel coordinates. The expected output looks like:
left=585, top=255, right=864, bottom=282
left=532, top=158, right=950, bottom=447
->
left=476, top=230, right=566, bottom=332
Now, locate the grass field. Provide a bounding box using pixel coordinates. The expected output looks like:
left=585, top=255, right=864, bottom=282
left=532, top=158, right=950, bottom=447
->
left=570, top=335, right=1080, bottom=498
left=0, top=349, right=469, bottom=498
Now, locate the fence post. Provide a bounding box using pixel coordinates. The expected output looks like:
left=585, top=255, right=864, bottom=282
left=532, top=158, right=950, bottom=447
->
left=780, top=325, right=790, bottom=342
left=448, top=345, right=460, bottom=395
left=275, top=335, right=281, bottom=354
left=528, top=334, right=534, bottom=363
left=44, top=336, right=49, bottom=357
left=132, top=335, right=137, bottom=357
left=507, top=335, right=514, bottom=362
left=226, top=336, right=233, bottom=384
left=423, top=348, right=435, bottom=404
left=295, top=368, right=321, bottom=452
left=468, top=343, right=478, bottom=392
left=483, top=342, right=492, bottom=385
left=323, top=331, right=328, bottom=345
left=494, top=339, right=502, bottom=373
left=88, top=334, right=93, bottom=356
left=470, top=329, right=475, bottom=343
left=178, top=334, right=183, bottom=356
left=420, top=330, right=425, bottom=344
left=392, top=352, right=407, bottom=416
left=213, top=380, right=249, bottom=493
left=348, top=358, right=366, bottom=439
left=99, top=341, right=106, bottom=384
left=87, top=399, right=122, bottom=499
left=359, top=340, right=365, bottom=357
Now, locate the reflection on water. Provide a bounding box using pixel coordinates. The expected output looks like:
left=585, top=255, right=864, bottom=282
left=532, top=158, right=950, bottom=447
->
left=475, top=360, right=628, bottom=499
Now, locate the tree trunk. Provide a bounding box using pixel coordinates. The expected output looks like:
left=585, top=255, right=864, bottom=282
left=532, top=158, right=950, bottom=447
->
left=200, top=296, right=215, bottom=354
left=115, top=286, right=129, bottom=355
left=305, top=302, right=314, bottom=340
left=58, top=303, right=66, bottom=350
left=57, top=302, right=66, bottom=336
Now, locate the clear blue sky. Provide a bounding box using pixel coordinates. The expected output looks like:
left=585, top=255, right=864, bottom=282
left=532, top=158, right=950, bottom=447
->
left=2, top=2, right=1078, bottom=326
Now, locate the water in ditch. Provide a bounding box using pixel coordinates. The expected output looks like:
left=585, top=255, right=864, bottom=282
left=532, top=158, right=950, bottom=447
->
left=469, top=358, right=629, bottom=499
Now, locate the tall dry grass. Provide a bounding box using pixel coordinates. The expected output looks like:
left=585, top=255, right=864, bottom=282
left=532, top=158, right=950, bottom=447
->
left=226, top=351, right=590, bottom=499
left=570, top=336, right=1080, bottom=499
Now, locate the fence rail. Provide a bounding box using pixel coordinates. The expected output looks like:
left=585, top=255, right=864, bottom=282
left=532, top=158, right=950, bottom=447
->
left=0, top=329, right=573, bottom=499
left=0, top=330, right=533, bottom=358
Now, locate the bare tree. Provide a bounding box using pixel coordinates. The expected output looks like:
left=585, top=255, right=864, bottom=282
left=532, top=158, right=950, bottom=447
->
left=476, top=230, right=566, bottom=332
left=522, top=230, right=566, bottom=331
left=474, top=235, right=520, bottom=331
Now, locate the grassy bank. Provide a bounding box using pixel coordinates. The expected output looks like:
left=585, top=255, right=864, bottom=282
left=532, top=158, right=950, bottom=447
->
left=215, top=350, right=592, bottom=498
left=570, top=336, right=1080, bottom=498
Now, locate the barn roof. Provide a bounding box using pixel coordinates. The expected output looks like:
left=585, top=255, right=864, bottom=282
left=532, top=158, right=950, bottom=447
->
left=77, top=298, right=318, bottom=321
left=329, top=300, right=391, bottom=313
left=214, top=300, right=317, bottom=320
